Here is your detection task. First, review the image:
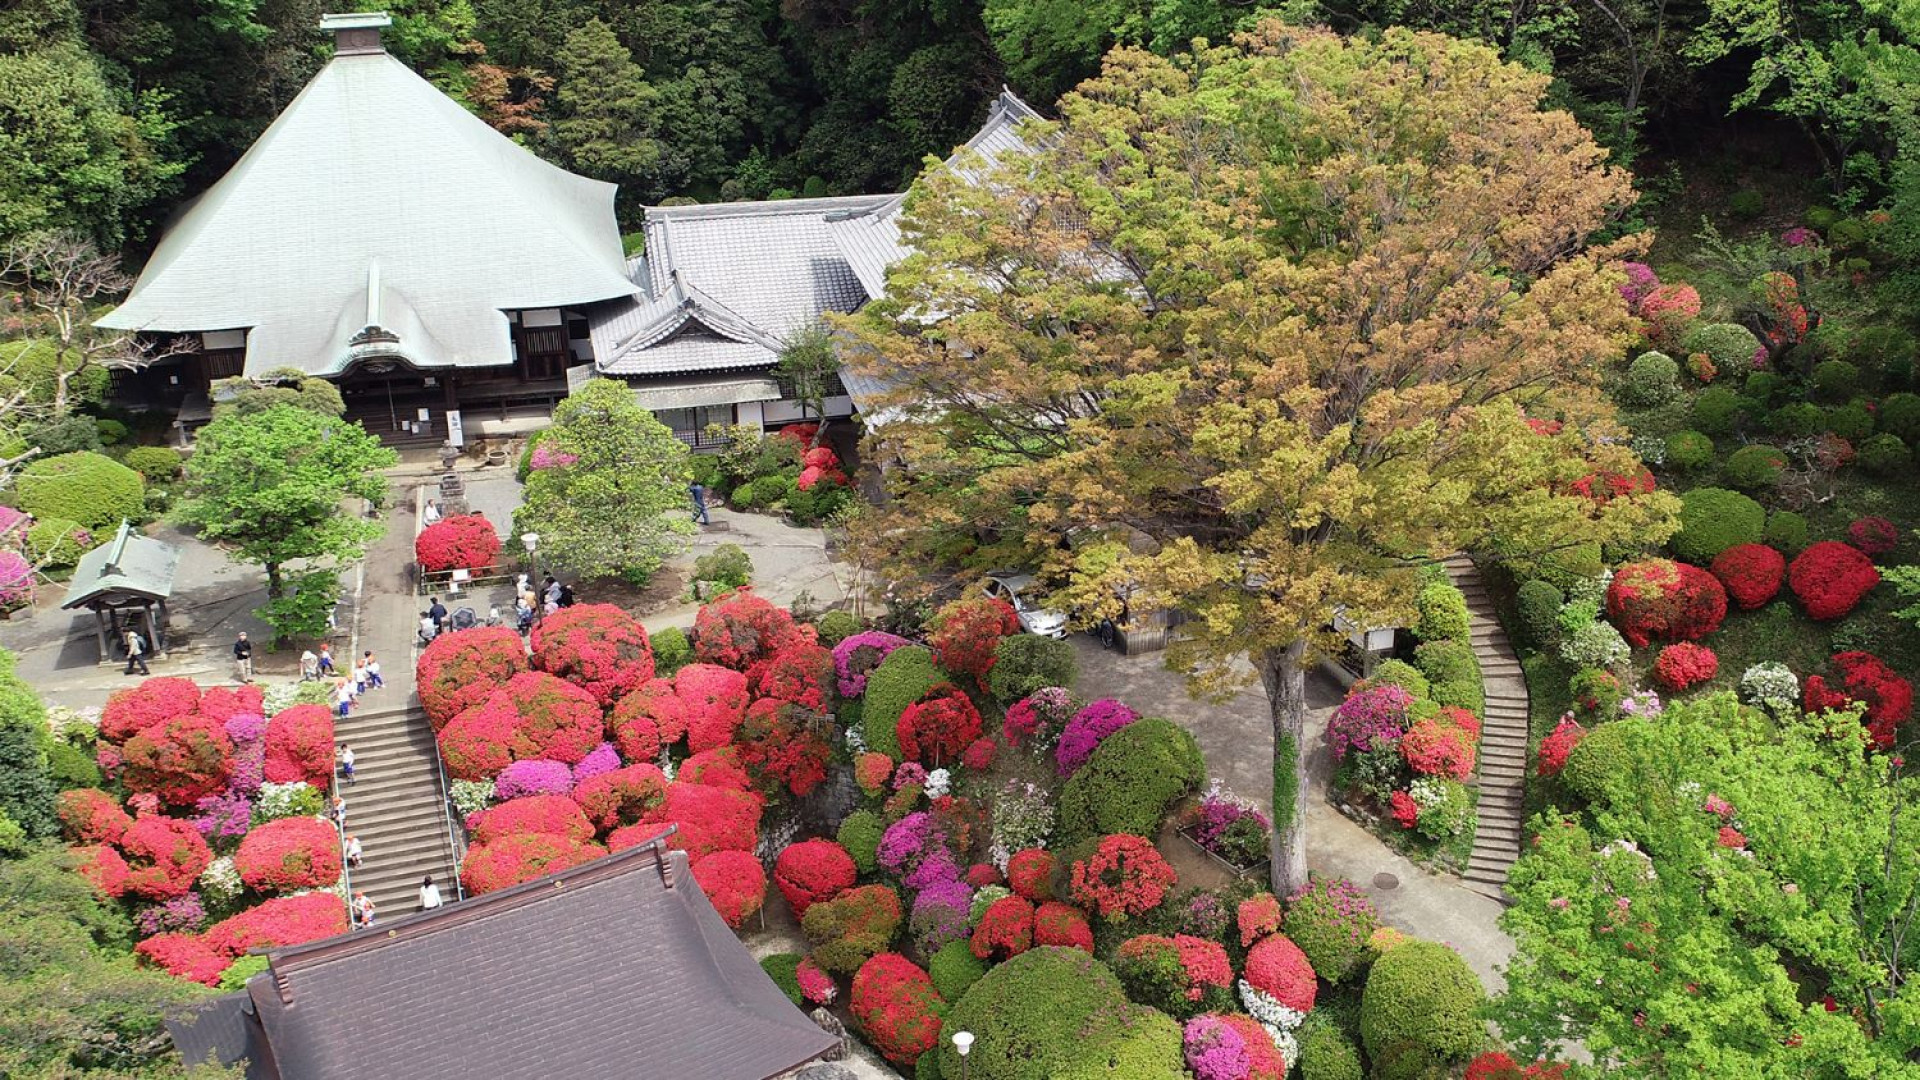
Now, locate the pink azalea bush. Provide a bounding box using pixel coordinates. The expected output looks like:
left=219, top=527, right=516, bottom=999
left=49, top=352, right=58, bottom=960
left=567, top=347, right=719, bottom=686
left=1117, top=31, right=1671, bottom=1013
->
left=1326, top=685, right=1412, bottom=760
left=1054, top=698, right=1140, bottom=775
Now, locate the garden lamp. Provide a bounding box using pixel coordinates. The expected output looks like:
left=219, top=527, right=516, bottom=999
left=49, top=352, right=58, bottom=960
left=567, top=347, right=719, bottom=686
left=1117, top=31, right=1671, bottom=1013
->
left=952, top=1031, right=973, bottom=1080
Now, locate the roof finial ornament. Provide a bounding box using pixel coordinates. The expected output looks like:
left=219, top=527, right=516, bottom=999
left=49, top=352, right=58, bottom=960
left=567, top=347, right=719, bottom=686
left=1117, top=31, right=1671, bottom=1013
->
left=320, top=12, right=391, bottom=55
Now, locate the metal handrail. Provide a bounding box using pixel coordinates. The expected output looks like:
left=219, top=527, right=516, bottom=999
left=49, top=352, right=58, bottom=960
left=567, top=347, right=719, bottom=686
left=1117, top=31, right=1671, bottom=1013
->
left=426, top=700, right=468, bottom=902
left=331, top=754, right=358, bottom=926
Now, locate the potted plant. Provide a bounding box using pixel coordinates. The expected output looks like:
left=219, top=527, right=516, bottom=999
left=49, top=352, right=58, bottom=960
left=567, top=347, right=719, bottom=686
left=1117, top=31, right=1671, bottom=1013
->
left=1176, top=781, right=1272, bottom=877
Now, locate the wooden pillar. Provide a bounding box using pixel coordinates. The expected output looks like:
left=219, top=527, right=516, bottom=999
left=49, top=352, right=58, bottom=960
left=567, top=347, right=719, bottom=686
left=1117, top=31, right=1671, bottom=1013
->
left=155, top=599, right=170, bottom=654
left=143, top=605, right=161, bottom=662
left=92, top=607, right=109, bottom=665
left=443, top=372, right=459, bottom=432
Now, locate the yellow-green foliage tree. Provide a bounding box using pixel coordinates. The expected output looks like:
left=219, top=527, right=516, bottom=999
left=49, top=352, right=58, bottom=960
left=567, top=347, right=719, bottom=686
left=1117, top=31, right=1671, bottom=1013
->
left=840, top=23, right=1678, bottom=893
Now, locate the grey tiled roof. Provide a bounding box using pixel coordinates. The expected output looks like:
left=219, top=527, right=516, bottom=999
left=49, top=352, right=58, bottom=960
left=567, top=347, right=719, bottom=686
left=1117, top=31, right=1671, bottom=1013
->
left=99, top=50, right=637, bottom=375
left=170, top=839, right=834, bottom=1080
left=60, top=522, right=179, bottom=607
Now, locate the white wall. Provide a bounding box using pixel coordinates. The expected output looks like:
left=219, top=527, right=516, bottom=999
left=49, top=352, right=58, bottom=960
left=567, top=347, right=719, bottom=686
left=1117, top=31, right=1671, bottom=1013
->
left=761, top=395, right=854, bottom=425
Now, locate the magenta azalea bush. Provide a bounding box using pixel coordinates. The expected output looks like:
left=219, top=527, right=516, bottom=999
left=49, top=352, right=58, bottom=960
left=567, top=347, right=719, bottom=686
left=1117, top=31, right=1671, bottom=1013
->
left=189, top=791, right=253, bottom=843
left=494, top=759, right=575, bottom=800
left=1326, top=685, right=1413, bottom=760
left=1054, top=698, right=1140, bottom=775
left=571, top=741, right=621, bottom=784
left=0, top=550, right=31, bottom=609
left=133, top=892, right=208, bottom=937
left=1184, top=1015, right=1252, bottom=1080
left=1003, top=686, right=1077, bottom=747
left=832, top=631, right=912, bottom=698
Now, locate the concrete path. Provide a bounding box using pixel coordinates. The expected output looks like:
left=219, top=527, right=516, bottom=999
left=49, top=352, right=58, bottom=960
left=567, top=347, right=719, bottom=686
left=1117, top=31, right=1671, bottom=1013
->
left=1070, top=637, right=1515, bottom=992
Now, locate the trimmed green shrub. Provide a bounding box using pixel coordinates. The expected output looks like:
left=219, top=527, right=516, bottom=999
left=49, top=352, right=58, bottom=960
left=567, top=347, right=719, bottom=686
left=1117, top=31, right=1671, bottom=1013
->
left=1764, top=510, right=1810, bottom=555
left=862, top=645, right=941, bottom=758
left=1663, top=430, right=1715, bottom=472
left=1618, top=351, right=1681, bottom=408
left=25, top=417, right=102, bottom=456
left=1830, top=217, right=1869, bottom=248
left=784, top=476, right=853, bottom=525
left=1742, top=370, right=1785, bottom=406
left=760, top=953, right=804, bottom=1006
left=1880, top=392, right=1920, bottom=445
left=1727, top=189, right=1764, bottom=218
left=1413, top=639, right=1482, bottom=715
left=1826, top=401, right=1875, bottom=441
left=1559, top=718, right=1640, bottom=805
left=929, top=939, right=986, bottom=1001
left=815, top=609, right=862, bottom=647
left=1367, top=659, right=1429, bottom=699
left=46, top=742, right=101, bottom=790
left=93, top=419, right=127, bottom=445
left=16, top=452, right=144, bottom=531
left=1671, top=487, right=1764, bottom=563
left=1681, top=323, right=1760, bottom=371
left=1811, top=360, right=1861, bottom=402
left=934, top=947, right=1166, bottom=1080
left=25, top=518, right=92, bottom=570
left=1858, top=433, right=1912, bottom=476
left=1285, top=877, right=1381, bottom=983
left=733, top=474, right=790, bottom=509
left=1413, top=581, right=1470, bottom=643
left=838, top=809, right=884, bottom=874
left=987, top=634, right=1077, bottom=704
left=1805, top=206, right=1840, bottom=229
left=121, top=446, right=183, bottom=484
left=1691, top=387, right=1744, bottom=437
left=692, top=544, right=753, bottom=589
left=1057, top=717, right=1205, bottom=844
left=650, top=626, right=691, bottom=676
left=1515, top=580, right=1564, bottom=649
left=1851, top=326, right=1917, bottom=380
left=1768, top=402, right=1826, bottom=437
left=1722, top=444, right=1786, bottom=493
left=1298, top=1014, right=1365, bottom=1080
left=1360, top=939, right=1486, bottom=1080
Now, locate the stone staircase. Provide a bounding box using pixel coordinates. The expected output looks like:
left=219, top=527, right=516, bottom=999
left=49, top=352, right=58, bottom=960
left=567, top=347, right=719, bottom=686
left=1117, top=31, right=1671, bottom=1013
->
left=334, top=701, right=463, bottom=919
left=1444, top=555, right=1530, bottom=899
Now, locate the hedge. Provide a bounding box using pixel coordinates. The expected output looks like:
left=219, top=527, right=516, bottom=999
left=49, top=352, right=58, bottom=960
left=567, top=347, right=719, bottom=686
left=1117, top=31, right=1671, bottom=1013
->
left=862, top=646, right=941, bottom=759
left=1671, top=487, right=1764, bottom=563
left=1413, top=581, right=1470, bottom=643
left=1366, top=659, right=1429, bottom=699
left=934, top=946, right=1164, bottom=1080
left=17, top=451, right=144, bottom=531
left=1056, top=717, right=1205, bottom=844
left=929, top=939, right=987, bottom=1001
left=1413, top=639, right=1482, bottom=716
left=987, top=634, right=1077, bottom=704
left=1514, top=580, right=1563, bottom=650
left=122, top=447, right=184, bottom=484
left=1359, top=939, right=1486, bottom=1080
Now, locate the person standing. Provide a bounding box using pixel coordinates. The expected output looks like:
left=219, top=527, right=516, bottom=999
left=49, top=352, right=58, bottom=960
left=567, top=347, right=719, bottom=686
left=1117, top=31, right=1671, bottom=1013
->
left=333, top=678, right=354, bottom=719
left=427, top=595, right=448, bottom=635
left=363, top=651, right=383, bottom=689
left=419, top=875, right=444, bottom=911
left=338, top=744, right=356, bottom=785
left=689, top=480, right=711, bottom=526
left=300, top=649, right=320, bottom=680
left=542, top=576, right=561, bottom=614
left=352, top=891, right=376, bottom=928
left=317, top=642, right=335, bottom=675
left=123, top=626, right=150, bottom=676
left=232, top=632, right=254, bottom=683
left=344, top=833, right=363, bottom=869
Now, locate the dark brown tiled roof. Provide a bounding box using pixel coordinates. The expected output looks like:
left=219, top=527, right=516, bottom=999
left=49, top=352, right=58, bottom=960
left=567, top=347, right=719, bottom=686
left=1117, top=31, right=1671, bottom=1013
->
left=169, top=835, right=833, bottom=1080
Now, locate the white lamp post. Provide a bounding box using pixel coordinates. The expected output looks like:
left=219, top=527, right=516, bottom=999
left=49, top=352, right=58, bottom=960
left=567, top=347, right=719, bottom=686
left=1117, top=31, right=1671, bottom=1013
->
left=520, top=533, right=539, bottom=620
left=952, top=1031, right=974, bottom=1080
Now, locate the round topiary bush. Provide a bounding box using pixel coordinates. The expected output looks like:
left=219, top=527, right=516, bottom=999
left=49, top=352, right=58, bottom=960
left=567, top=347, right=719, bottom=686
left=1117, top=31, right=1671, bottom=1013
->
left=122, top=446, right=184, bottom=484
left=987, top=634, right=1078, bottom=704
left=929, top=938, right=987, bottom=1001
left=1811, top=359, right=1861, bottom=402
left=1827, top=402, right=1875, bottom=442
left=416, top=626, right=530, bottom=731
left=650, top=626, right=691, bottom=675
left=1297, top=1015, right=1364, bottom=1080
left=414, top=514, right=502, bottom=573
left=851, top=953, right=947, bottom=1067
left=1769, top=402, right=1827, bottom=437
left=1283, top=877, right=1382, bottom=983
left=1764, top=510, right=1810, bottom=555
left=934, top=946, right=1171, bottom=1080
left=1671, top=487, right=1765, bottom=563
left=530, top=603, right=654, bottom=707
left=1789, top=541, right=1881, bottom=620
left=234, top=816, right=342, bottom=893
left=801, top=883, right=903, bottom=975
left=1514, top=580, right=1564, bottom=650
left=774, top=838, right=858, bottom=917
left=1359, top=939, right=1486, bottom=1080
left=837, top=808, right=883, bottom=873
left=1618, top=352, right=1681, bottom=407
left=1709, top=543, right=1786, bottom=610
left=1880, top=392, right=1920, bottom=445
left=1663, top=430, right=1715, bottom=472
left=1722, top=444, right=1786, bottom=492
left=1604, top=559, right=1728, bottom=646
left=1681, top=322, right=1760, bottom=371
left=1691, top=387, right=1744, bottom=436
left=1557, top=718, right=1640, bottom=805
left=1858, top=433, right=1912, bottom=476
left=261, top=704, right=334, bottom=788
left=691, top=849, right=766, bottom=929
left=458, top=831, right=607, bottom=894
left=1414, top=582, right=1470, bottom=643
left=25, top=517, right=93, bottom=569
left=1056, top=717, right=1204, bottom=844
left=862, top=645, right=941, bottom=759
left=16, top=451, right=144, bottom=530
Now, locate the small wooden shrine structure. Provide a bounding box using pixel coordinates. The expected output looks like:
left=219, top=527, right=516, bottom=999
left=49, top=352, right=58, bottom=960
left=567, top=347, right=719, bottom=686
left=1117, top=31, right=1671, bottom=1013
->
left=61, top=521, right=180, bottom=663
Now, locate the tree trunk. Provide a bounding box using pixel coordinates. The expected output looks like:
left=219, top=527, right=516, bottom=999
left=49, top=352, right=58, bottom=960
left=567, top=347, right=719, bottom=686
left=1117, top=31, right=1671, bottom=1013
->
left=1259, top=640, right=1311, bottom=897
left=266, top=562, right=284, bottom=599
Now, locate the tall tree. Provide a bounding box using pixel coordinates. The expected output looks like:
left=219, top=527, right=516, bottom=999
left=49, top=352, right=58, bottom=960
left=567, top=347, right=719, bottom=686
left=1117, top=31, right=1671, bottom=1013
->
left=841, top=23, right=1676, bottom=894
left=512, top=377, right=693, bottom=583
left=548, top=18, right=668, bottom=208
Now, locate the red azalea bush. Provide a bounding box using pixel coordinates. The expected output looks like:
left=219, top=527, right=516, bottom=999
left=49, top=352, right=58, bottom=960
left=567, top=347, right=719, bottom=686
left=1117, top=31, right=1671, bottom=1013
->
left=1118, top=933, right=1233, bottom=1005
left=1709, top=544, right=1786, bottom=610
left=1033, top=900, right=1094, bottom=951
left=1789, top=541, right=1881, bottom=620
left=414, top=513, right=501, bottom=572
left=136, top=932, right=230, bottom=986
left=679, top=747, right=757, bottom=794
left=1007, top=847, right=1054, bottom=902
left=1238, top=893, right=1283, bottom=947
left=675, top=664, right=752, bottom=752
left=1068, top=834, right=1176, bottom=922
left=1537, top=717, right=1586, bottom=777
left=203, top=892, right=347, bottom=956
left=100, top=677, right=203, bottom=742
left=1465, top=1051, right=1570, bottom=1080
left=1210, top=1014, right=1289, bottom=1080
left=471, top=794, right=596, bottom=845
left=459, top=831, right=608, bottom=895
left=531, top=604, right=655, bottom=707
left=416, top=626, right=530, bottom=730
left=120, top=713, right=233, bottom=806
left=571, top=763, right=668, bottom=832
left=693, top=589, right=815, bottom=674
left=438, top=699, right=521, bottom=781
left=1654, top=643, right=1719, bottom=691
left=234, top=816, right=342, bottom=893
left=961, top=736, right=998, bottom=771
left=118, top=815, right=213, bottom=900
left=607, top=678, right=681, bottom=759
left=632, top=781, right=760, bottom=859
left=57, top=788, right=132, bottom=845
left=1640, top=283, right=1702, bottom=346
left=927, top=595, right=1020, bottom=684
left=896, top=684, right=985, bottom=766
left=854, top=752, right=895, bottom=796
left=1399, top=718, right=1476, bottom=781
left=850, top=953, right=945, bottom=1067
left=1570, top=467, right=1656, bottom=505
left=1389, top=790, right=1419, bottom=828
left=440, top=672, right=605, bottom=778
left=756, top=643, right=834, bottom=712
left=1605, top=559, right=1728, bottom=646
left=1805, top=651, right=1915, bottom=748
left=691, top=850, right=766, bottom=929
left=966, top=862, right=1003, bottom=888
left=1243, top=933, right=1317, bottom=1013
left=971, top=895, right=1036, bottom=961
left=198, top=684, right=266, bottom=725
left=1436, top=706, right=1482, bottom=739
left=736, top=698, right=833, bottom=797
left=262, top=704, right=335, bottom=788
left=774, top=839, right=858, bottom=917
left=1848, top=516, right=1900, bottom=557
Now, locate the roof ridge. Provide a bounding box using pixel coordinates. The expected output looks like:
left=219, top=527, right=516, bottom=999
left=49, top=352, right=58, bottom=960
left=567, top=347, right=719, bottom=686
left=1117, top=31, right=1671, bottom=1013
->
left=643, top=194, right=893, bottom=221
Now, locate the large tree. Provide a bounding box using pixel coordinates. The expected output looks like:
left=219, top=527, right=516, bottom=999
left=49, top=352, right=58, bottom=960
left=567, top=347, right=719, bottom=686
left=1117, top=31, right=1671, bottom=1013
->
left=1498, top=694, right=1920, bottom=1075
left=841, top=23, right=1677, bottom=894
left=512, top=376, right=693, bottom=583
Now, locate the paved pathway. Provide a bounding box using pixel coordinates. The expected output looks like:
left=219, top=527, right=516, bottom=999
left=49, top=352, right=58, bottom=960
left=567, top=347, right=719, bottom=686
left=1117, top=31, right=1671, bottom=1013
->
left=1446, top=555, right=1530, bottom=898
left=1070, top=637, right=1515, bottom=992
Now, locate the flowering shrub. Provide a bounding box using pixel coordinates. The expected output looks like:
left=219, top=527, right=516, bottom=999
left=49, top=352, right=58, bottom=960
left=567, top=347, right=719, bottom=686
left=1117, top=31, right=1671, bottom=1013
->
left=1238, top=893, right=1283, bottom=947
left=120, top=713, right=234, bottom=806
left=1189, top=783, right=1272, bottom=867
left=1804, top=651, right=1915, bottom=748
left=1605, top=560, right=1727, bottom=646
left=136, top=932, right=230, bottom=985
left=909, top=880, right=974, bottom=956
left=1007, top=848, right=1054, bottom=902
left=1028, top=902, right=1092, bottom=953
left=1739, top=662, right=1801, bottom=714
left=850, top=953, right=945, bottom=1066
left=1002, top=686, right=1077, bottom=748
left=471, top=794, right=596, bottom=845
left=261, top=704, right=334, bottom=789
left=459, top=831, right=607, bottom=894
left=633, top=781, right=760, bottom=859
left=117, top=815, right=215, bottom=900
left=691, top=850, right=766, bottom=929
left=438, top=700, right=521, bottom=781
left=1399, top=719, right=1476, bottom=781
left=854, top=752, right=894, bottom=796
left=1639, top=283, right=1701, bottom=346
left=186, top=792, right=254, bottom=845
left=570, top=763, right=667, bottom=831
left=1709, top=543, right=1786, bottom=610
left=1243, top=932, right=1317, bottom=1017
left=1054, top=698, right=1141, bottom=775
left=693, top=588, right=815, bottom=674
left=528, top=443, right=577, bottom=470
left=1536, top=716, right=1586, bottom=777
left=1282, top=878, right=1379, bottom=983
left=971, top=894, right=1036, bottom=961
left=495, top=758, right=575, bottom=800
left=802, top=884, right=903, bottom=974
left=57, top=788, right=131, bottom=845
left=756, top=643, right=833, bottom=711
left=1465, top=1051, right=1570, bottom=1080
left=1789, top=541, right=1881, bottom=620
left=1848, top=515, right=1899, bottom=556
left=928, top=595, right=1020, bottom=683
left=496, top=671, right=606, bottom=764
left=1570, top=467, right=1656, bottom=505
left=1068, top=833, right=1176, bottom=921
left=1389, top=790, right=1419, bottom=829
left=606, top=680, right=672, bottom=760
left=1619, top=261, right=1659, bottom=307
left=234, top=816, right=341, bottom=893
left=100, top=677, right=203, bottom=742
left=1326, top=685, right=1413, bottom=760
left=572, top=741, right=620, bottom=784
left=796, top=957, right=837, bottom=1006
left=736, top=698, right=834, bottom=797
left=200, top=684, right=265, bottom=726
left=414, top=514, right=501, bottom=572
left=679, top=747, right=755, bottom=793
left=530, top=603, right=655, bottom=707
left=1653, top=643, right=1718, bottom=691
left=1184, top=1014, right=1287, bottom=1080
left=203, top=891, right=347, bottom=955
left=676, top=664, right=752, bottom=752
left=251, top=781, right=321, bottom=823
left=416, top=626, right=529, bottom=730
left=1116, top=933, right=1234, bottom=1017
left=832, top=631, right=911, bottom=697
left=897, top=684, right=985, bottom=766
left=773, top=839, right=858, bottom=916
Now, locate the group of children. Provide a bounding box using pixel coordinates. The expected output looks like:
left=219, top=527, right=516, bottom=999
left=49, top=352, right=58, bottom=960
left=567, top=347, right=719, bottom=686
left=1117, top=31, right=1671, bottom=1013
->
left=299, top=645, right=384, bottom=718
